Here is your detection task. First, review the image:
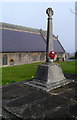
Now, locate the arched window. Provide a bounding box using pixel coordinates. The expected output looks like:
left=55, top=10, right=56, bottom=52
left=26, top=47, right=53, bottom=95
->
left=3, top=55, right=8, bottom=65
left=10, top=59, right=14, bottom=65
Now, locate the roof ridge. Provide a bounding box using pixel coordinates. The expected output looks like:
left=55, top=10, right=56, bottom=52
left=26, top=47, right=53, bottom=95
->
left=0, top=27, right=40, bottom=34
left=0, top=22, right=44, bottom=32
left=0, top=22, right=57, bottom=38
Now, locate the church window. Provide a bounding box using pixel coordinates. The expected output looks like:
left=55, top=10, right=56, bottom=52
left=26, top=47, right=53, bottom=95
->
left=40, top=55, right=45, bottom=61
left=3, top=55, right=8, bottom=65
left=10, top=59, right=14, bottom=65
left=33, top=56, right=37, bottom=61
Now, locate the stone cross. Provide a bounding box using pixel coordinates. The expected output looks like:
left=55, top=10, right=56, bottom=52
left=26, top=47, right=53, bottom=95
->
left=25, top=7, right=72, bottom=92
left=46, top=8, right=54, bottom=62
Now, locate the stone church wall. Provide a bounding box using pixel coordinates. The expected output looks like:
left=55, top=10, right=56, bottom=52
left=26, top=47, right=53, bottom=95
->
left=0, top=52, right=66, bottom=67
left=1, top=52, right=46, bottom=66
left=57, top=53, right=66, bottom=62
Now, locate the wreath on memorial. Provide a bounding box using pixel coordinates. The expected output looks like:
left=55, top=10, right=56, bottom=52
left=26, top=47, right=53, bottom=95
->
left=49, top=51, right=56, bottom=59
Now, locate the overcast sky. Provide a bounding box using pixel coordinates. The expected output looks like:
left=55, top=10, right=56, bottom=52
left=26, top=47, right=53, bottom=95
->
left=0, top=2, right=75, bottom=53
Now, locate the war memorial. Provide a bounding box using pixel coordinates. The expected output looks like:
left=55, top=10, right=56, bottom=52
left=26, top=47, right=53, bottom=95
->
left=1, top=8, right=77, bottom=119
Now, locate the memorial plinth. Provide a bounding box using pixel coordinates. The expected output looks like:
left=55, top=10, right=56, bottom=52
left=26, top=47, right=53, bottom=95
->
left=25, top=8, right=74, bottom=91
left=25, top=62, right=72, bottom=91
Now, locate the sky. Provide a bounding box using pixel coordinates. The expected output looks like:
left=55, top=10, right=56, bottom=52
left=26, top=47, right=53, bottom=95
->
left=0, top=2, right=75, bottom=53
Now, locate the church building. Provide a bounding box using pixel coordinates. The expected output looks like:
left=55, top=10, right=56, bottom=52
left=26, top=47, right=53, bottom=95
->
left=0, top=23, right=66, bottom=67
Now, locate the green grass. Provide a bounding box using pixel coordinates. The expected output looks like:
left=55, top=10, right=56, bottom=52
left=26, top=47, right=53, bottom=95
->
left=0, top=61, right=77, bottom=86
left=1, top=62, right=42, bottom=86
left=58, top=61, right=77, bottom=74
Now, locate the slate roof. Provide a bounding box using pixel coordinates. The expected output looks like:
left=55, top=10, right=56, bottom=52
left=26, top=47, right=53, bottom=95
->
left=0, top=28, right=65, bottom=53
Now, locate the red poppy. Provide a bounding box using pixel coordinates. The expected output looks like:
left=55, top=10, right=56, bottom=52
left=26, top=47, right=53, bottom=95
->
left=49, top=51, right=56, bottom=59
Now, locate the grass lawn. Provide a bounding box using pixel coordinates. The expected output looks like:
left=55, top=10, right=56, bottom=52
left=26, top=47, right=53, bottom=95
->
left=1, top=62, right=43, bottom=86
left=58, top=61, right=77, bottom=74
left=0, top=61, right=77, bottom=86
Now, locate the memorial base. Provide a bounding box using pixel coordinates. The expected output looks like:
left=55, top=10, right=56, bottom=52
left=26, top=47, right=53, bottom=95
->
left=25, top=62, right=74, bottom=91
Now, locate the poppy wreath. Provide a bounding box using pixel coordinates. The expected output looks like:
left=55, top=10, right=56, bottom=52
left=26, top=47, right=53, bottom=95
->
left=49, top=51, right=56, bottom=59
